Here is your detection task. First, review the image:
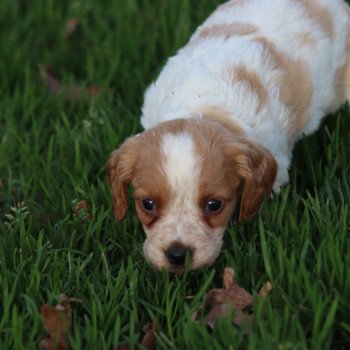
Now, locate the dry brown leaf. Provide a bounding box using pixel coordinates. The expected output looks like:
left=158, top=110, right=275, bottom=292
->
left=258, top=281, right=273, bottom=298
left=117, top=321, right=157, bottom=350
left=232, top=309, right=254, bottom=335
left=42, top=64, right=101, bottom=101
left=202, top=304, right=254, bottom=334
left=44, top=64, right=61, bottom=95
left=39, top=338, right=66, bottom=350
left=206, top=267, right=254, bottom=308
left=65, top=18, right=80, bottom=39
left=223, top=266, right=236, bottom=289
left=74, top=200, right=92, bottom=221
left=87, top=86, right=102, bottom=96
left=62, top=85, right=87, bottom=102
left=206, top=284, right=254, bottom=308
left=40, top=304, right=69, bottom=350
left=39, top=294, right=81, bottom=350
left=194, top=267, right=272, bottom=334
left=141, top=321, right=157, bottom=349
left=202, top=304, right=229, bottom=329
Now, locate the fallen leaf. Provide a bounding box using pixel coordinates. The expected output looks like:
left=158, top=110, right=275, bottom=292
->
left=87, top=85, right=102, bottom=96
left=74, top=200, right=92, bottom=221
left=40, top=304, right=69, bottom=350
left=193, top=267, right=272, bottom=334
left=39, top=338, right=66, bottom=350
left=43, top=64, right=61, bottom=95
left=258, top=281, right=273, bottom=298
left=206, top=284, right=254, bottom=308
left=39, top=294, right=81, bottom=350
left=202, top=304, right=229, bottom=329
left=141, top=321, right=157, bottom=349
left=223, top=266, right=235, bottom=289
left=62, top=85, right=88, bottom=102
left=231, top=309, right=254, bottom=335
left=117, top=321, right=157, bottom=350
left=65, top=18, right=80, bottom=39
left=42, top=64, right=101, bottom=101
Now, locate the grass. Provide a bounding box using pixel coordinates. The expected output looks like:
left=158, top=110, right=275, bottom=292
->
left=0, top=0, right=349, bottom=348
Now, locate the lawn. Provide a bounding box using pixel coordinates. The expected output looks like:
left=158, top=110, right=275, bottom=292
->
left=0, top=0, right=350, bottom=349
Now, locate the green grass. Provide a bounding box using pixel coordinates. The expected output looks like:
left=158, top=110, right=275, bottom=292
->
left=0, top=0, right=350, bottom=348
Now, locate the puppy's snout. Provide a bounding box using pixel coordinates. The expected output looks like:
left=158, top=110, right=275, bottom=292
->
left=165, top=244, right=192, bottom=267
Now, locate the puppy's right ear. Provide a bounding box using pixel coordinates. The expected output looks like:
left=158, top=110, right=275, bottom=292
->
left=107, top=137, right=139, bottom=222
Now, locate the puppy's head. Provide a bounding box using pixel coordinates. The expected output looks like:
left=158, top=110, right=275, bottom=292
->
left=107, top=118, right=277, bottom=272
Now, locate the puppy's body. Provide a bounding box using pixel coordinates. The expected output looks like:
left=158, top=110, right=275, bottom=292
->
left=141, top=0, right=350, bottom=189
left=109, top=0, right=350, bottom=272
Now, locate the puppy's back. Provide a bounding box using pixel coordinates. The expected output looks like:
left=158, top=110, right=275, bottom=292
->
left=141, top=0, right=350, bottom=180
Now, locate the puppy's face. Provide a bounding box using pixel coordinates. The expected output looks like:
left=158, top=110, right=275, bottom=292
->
left=108, top=118, right=276, bottom=272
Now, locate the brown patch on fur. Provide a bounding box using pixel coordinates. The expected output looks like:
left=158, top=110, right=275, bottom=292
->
left=327, top=25, right=350, bottom=113
left=232, top=140, right=277, bottom=222
left=133, top=162, right=170, bottom=228
left=107, top=128, right=171, bottom=224
left=185, top=118, right=242, bottom=227
left=107, top=142, right=137, bottom=222
left=254, top=37, right=313, bottom=138
left=295, top=32, right=317, bottom=49
left=198, top=22, right=258, bottom=40
left=229, top=64, right=269, bottom=112
left=185, top=116, right=277, bottom=224
left=297, top=0, right=334, bottom=38
left=196, top=105, right=246, bottom=137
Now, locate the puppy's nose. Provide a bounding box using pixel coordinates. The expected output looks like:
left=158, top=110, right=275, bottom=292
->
left=165, top=244, right=192, bottom=267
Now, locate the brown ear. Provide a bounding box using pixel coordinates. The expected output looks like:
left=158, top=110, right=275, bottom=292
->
left=107, top=137, right=139, bottom=222
left=231, top=141, right=277, bottom=222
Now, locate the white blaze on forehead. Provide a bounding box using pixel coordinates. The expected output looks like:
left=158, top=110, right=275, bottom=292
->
left=161, top=132, right=200, bottom=197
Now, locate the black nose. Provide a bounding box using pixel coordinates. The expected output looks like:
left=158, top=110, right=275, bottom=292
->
left=165, top=244, right=192, bottom=266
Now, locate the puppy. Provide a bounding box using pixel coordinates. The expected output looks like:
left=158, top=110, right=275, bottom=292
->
left=108, top=0, right=350, bottom=272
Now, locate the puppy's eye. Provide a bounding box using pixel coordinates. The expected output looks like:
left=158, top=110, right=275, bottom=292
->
left=205, top=200, right=224, bottom=213
left=140, top=199, right=156, bottom=213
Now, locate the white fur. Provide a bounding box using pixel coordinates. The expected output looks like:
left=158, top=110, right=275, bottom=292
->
left=161, top=132, right=201, bottom=242
left=162, top=132, right=199, bottom=198
left=141, top=0, right=350, bottom=190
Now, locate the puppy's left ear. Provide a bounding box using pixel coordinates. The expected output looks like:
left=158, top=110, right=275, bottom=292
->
left=107, top=137, right=139, bottom=222
left=230, top=140, right=277, bottom=222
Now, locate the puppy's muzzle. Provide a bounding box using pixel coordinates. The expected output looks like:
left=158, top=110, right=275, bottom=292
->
left=165, top=243, right=193, bottom=267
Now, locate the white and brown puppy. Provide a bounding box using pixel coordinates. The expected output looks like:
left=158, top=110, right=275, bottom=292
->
left=108, top=0, right=350, bottom=272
